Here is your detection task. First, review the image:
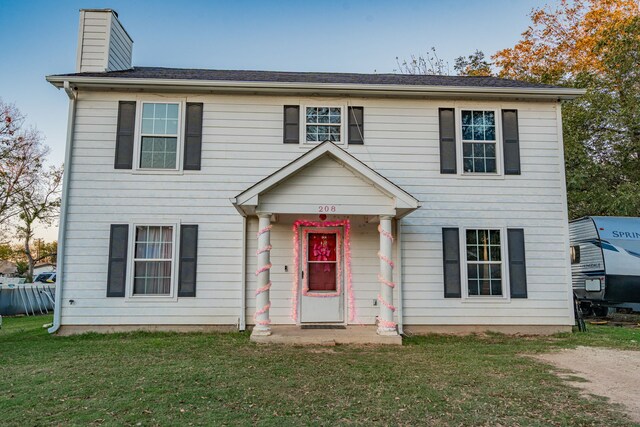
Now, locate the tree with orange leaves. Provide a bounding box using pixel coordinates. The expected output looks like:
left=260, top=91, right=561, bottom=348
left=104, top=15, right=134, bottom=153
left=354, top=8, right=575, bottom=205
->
left=495, top=0, right=640, bottom=218
left=494, top=0, right=639, bottom=84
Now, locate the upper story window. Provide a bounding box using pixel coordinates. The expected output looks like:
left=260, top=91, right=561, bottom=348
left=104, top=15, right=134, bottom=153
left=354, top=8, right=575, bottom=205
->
left=140, top=102, right=180, bottom=169
left=466, top=229, right=503, bottom=296
left=133, top=225, right=174, bottom=295
left=461, top=110, right=497, bottom=173
left=305, top=107, right=342, bottom=143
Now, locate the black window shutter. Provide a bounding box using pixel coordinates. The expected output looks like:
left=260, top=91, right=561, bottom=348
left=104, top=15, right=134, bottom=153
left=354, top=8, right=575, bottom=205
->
left=107, top=224, right=129, bottom=297
left=184, top=103, right=204, bottom=170
left=348, top=106, right=364, bottom=144
left=439, top=108, right=457, bottom=174
left=508, top=228, right=528, bottom=298
left=178, top=225, right=198, bottom=297
left=283, top=105, right=300, bottom=143
left=114, top=101, right=136, bottom=169
left=502, top=110, right=521, bottom=175
left=442, top=228, right=461, bottom=298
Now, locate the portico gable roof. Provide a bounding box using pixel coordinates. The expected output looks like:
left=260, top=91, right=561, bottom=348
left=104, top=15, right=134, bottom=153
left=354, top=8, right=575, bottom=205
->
left=232, top=141, right=420, bottom=218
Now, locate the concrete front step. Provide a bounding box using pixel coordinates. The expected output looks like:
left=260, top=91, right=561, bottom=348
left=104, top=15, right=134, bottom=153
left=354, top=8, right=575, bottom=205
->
left=250, top=325, right=402, bottom=345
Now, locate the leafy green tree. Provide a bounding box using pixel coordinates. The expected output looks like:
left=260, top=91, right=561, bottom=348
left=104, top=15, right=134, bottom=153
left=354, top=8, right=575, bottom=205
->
left=493, top=0, right=639, bottom=218
left=454, top=50, right=492, bottom=76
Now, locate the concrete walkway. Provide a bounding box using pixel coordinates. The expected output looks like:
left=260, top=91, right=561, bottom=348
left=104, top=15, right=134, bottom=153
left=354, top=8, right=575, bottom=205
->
left=250, top=325, right=402, bottom=345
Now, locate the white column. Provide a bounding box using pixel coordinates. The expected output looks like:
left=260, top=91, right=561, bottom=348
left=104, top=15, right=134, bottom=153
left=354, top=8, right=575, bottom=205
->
left=254, top=213, right=272, bottom=335
left=377, top=216, right=397, bottom=335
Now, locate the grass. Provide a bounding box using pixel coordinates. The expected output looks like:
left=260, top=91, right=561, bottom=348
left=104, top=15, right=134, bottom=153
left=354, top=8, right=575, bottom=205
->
left=1, top=316, right=639, bottom=426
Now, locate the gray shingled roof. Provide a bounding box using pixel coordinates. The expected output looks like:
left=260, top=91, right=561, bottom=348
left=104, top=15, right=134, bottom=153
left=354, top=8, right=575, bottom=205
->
left=51, top=66, right=560, bottom=89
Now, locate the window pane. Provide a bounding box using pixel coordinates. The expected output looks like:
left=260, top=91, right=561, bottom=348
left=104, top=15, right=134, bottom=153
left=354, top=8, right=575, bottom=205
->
left=461, top=111, right=472, bottom=125
left=485, top=143, right=496, bottom=158
left=480, top=280, right=491, bottom=295
left=485, top=125, right=496, bottom=141
left=490, top=246, right=501, bottom=261
left=467, top=246, right=478, bottom=261
left=474, top=159, right=485, bottom=173
left=490, top=280, right=502, bottom=296
left=166, top=119, right=178, bottom=135
left=485, top=111, right=495, bottom=126
left=466, top=229, right=477, bottom=244
left=166, top=103, right=179, bottom=120
left=490, top=264, right=502, bottom=279
left=142, top=104, right=154, bottom=119
left=154, top=103, right=167, bottom=119
left=142, top=118, right=154, bottom=134
left=306, top=108, right=318, bottom=123
left=462, top=125, right=473, bottom=140
left=473, top=111, right=484, bottom=126
left=489, top=230, right=501, bottom=245
left=463, top=158, right=473, bottom=172
left=467, top=263, right=478, bottom=279
left=473, top=126, right=484, bottom=141
left=468, top=279, right=479, bottom=295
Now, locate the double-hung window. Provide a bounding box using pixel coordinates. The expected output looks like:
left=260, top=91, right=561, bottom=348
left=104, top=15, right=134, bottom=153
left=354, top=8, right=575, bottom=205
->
left=465, top=229, right=503, bottom=296
left=133, top=225, right=174, bottom=295
left=140, top=102, right=180, bottom=169
left=305, top=107, right=342, bottom=143
left=461, top=110, right=497, bottom=173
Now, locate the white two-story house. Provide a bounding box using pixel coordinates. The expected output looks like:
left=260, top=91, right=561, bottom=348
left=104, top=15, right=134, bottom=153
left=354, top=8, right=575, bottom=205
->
left=46, top=9, right=583, bottom=341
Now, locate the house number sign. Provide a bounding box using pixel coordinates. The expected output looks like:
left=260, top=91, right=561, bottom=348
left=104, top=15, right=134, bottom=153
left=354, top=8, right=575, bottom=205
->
left=318, top=205, right=337, bottom=213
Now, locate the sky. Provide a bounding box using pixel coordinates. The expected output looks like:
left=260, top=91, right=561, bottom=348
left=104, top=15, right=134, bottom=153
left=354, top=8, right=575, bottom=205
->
left=0, top=0, right=549, bottom=240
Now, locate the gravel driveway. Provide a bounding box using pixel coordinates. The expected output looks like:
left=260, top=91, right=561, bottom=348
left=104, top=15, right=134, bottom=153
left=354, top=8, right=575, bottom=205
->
left=535, top=346, right=640, bottom=423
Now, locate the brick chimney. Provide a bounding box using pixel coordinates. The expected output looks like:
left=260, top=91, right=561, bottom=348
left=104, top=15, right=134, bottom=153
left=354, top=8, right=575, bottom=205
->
left=76, top=9, right=133, bottom=73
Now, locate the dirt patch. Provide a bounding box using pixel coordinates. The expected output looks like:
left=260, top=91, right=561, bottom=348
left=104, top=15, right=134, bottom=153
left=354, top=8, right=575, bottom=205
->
left=534, top=346, right=640, bottom=423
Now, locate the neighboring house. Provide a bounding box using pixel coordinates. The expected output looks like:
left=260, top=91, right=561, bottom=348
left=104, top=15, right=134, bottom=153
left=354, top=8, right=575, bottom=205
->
left=33, top=263, right=56, bottom=276
left=46, top=9, right=583, bottom=339
left=0, top=260, right=17, bottom=277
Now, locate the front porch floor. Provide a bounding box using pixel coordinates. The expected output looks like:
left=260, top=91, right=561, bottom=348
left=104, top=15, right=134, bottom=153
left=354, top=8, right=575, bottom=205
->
left=249, top=325, right=402, bottom=345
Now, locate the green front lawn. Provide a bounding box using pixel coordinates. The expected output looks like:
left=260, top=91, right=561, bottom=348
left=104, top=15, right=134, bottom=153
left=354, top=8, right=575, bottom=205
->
left=1, top=316, right=638, bottom=426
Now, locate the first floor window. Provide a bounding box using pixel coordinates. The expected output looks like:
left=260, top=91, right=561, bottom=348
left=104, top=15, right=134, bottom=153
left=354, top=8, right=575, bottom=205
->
left=133, top=225, right=173, bottom=295
left=461, top=110, right=497, bottom=173
left=140, top=103, right=179, bottom=169
left=306, top=107, right=342, bottom=143
left=466, top=229, right=502, bottom=296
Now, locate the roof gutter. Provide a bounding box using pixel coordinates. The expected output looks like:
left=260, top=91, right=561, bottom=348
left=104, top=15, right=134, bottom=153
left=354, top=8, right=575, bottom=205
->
left=45, top=76, right=586, bottom=100
left=49, top=81, right=76, bottom=334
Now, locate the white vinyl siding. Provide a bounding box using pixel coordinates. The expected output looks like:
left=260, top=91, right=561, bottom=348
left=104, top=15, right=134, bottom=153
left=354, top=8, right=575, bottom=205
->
left=60, top=92, right=571, bottom=327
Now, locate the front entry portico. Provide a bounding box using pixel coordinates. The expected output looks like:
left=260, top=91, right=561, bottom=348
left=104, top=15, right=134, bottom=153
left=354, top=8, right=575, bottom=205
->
left=232, top=141, right=420, bottom=342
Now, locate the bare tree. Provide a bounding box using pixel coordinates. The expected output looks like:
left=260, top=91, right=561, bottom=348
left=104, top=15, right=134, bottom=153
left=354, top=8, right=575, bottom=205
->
left=0, top=100, right=49, bottom=239
left=395, top=47, right=450, bottom=75
left=15, top=165, right=62, bottom=279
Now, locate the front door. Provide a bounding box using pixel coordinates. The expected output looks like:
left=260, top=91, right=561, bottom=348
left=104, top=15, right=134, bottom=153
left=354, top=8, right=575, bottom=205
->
left=300, top=227, right=344, bottom=323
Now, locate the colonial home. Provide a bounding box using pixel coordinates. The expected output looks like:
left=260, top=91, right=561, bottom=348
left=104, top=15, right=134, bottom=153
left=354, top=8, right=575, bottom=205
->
left=46, top=9, right=583, bottom=342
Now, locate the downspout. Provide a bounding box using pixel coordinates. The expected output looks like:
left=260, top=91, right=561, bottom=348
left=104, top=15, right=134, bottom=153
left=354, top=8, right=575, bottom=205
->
left=239, top=215, right=247, bottom=331
left=396, top=218, right=404, bottom=335
left=49, top=81, right=77, bottom=334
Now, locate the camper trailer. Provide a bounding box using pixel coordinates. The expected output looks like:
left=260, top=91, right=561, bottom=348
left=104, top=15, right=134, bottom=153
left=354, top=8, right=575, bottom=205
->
left=569, top=216, right=640, bottom=315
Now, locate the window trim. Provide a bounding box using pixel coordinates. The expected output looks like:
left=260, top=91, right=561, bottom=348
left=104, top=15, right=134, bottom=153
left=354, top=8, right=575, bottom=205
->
left=124, top=221, right=181, bottom=302
left=459, top=226, right=510, bottom=301
left=300, top=104, right=347, bottom=147
left=133, top=100, right=185, bottom=174
left=455, top=107, right=504, bottom=178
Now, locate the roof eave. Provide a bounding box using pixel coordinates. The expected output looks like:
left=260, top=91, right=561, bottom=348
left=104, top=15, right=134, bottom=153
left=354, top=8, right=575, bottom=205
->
left=45, top=75, right=586, bottom=100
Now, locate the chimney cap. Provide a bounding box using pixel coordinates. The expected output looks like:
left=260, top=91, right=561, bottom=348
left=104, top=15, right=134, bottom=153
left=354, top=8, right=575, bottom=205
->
left=79, top=8, right=119, bottom=18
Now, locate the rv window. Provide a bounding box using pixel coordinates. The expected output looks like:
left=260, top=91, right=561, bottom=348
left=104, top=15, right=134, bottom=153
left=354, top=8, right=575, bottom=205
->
left=570, top=245, right=581, bottom=264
